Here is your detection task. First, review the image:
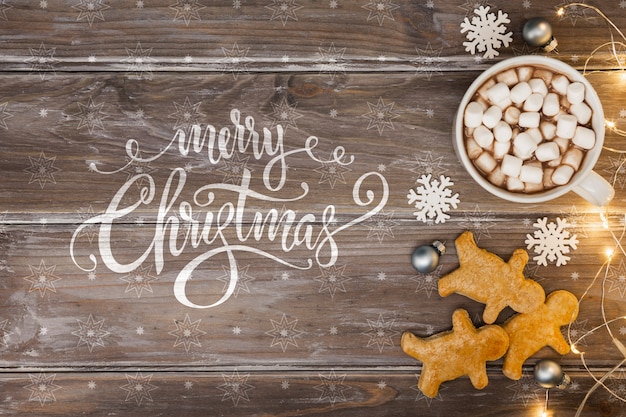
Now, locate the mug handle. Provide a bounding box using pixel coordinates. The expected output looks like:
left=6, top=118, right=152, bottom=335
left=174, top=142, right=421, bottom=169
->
left=573, top=170, right=615, bottom=207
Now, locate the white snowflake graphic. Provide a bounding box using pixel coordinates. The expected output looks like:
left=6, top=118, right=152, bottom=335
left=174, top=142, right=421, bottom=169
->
left=363, top=313, right=398, bottom=352
left=25, top=43, right=58, bottom=79
left=122, top=42, right=156, bottom=80
left=23, top=260, right=62, bottom=297
left=363, top=97, right=399, bottom=135
left=0, top=0, right=11, bottom=20
left=120, top=372, right=157, bottom=406
left=362, top=0, right=399, bottom=26
left=266, top=313, right=302, bottom=352
left=120, top=264, right=158, bottom=297
left=265, top=0, right=303, bottom=26
left=216, top=153, right=253, bottom=184
left=525, top=217, right=579, bottom=267
left=267, top=96, right=302, bottom=131
left=413, top=42, right=448, bottom=80
left=314, top=370, right=350, bottom=405
left=0, top=319, right=13, bottom=346
left=24, top=372, right=61, bottom=406
left=314, top=153, right=352, bottom=189
left=607, top=259, right=626, bottom=298
left=317, top=42, right=347, bottom=80
left=410, top=264, right=442, bottom=298
left=73, top=0, right=110, bottom=26
left=218, top=370, right=254, bottom=406
left=506, top=372, right=542, bottom=406
left=72, top=96, right=109, bottom=134
left=216, top=262, right=255, bottom=296
left=407, top=174, right=460, bottom=224
left=170, top=0, right=205, bottom=25
left=364, top=210, right=397, bottom=243
left=315, top=264, right=351, bottom=298
left=0, top=102, right=12, bottom=129
left=169, top=313, right=207, bottom=352
left=169, top=96, right=206, bottom=132
left=220, top=42, right=253, bottom=79
left=72, top=314, right=110, bottom=352
left=460, top=6, right=512, bottom=59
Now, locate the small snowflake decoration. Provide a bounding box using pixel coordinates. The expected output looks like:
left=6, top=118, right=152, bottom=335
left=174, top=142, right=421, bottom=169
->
left=525, top=217, right=579, bottom=267
left=407, top=174, right=460, bottom=224
left=460, top=6, right=513, bottom=59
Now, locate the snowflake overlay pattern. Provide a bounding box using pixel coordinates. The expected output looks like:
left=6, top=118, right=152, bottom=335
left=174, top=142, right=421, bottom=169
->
left=407, top=174, right=460, bottom=224
left=460, top=6, right=513, bottom=59
left=525, top=217, right=579, bottom=267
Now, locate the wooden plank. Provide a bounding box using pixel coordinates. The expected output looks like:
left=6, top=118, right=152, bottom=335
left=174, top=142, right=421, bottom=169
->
left=0, top=1, right=624, bottom=72
left=1, top=71, right=626, bottom=219
left=0, top=369, right=623, bottom=416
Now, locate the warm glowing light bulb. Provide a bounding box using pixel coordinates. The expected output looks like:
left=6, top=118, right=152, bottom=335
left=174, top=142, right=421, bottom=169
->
left=571, top=344, right=581, bottom=354
left=557, top=7, right=565, bottom=16
left=606, top=248, right=615, bottom=259
left=606, top=120, right=616, bottom=129
left=542, top=412, right=548, bottom=417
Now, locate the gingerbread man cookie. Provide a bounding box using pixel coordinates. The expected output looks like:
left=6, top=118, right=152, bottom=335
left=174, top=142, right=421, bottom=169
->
left=502, top=290, right=579, bottom=380
left=401, top=308, right=509, bottom=398
left=438, top=231, right=545, bottom=324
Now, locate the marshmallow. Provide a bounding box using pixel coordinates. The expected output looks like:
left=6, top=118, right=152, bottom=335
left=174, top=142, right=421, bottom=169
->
left=464, top=101, right=484, bottom=128
left=553, top=136, right=571, bottom=153
left=477, top=78, right=496, bottom=101
left=473, top=125, right=494, bottom=148
left=496, top=68, right=519, bottom=86
left=533, top=69, right=553, bottom=85
left=540, top=121, right=557, bottom=139
left=535, top=142, right=561, bottom=162
left=513, top=132, right=538, bottom=160
left=525, top=181, right=544, bottom=193
left=506, top=176, right=525, bottom=192
left=495, top=97, right=513, bottom=110
left=482, top=105, right=503, bottom=129
left=510, top=82, right=532, bottom=104
left=542, top=93, right=560, bottom=117
left=465, top=137, right=483, bottom=159
left=572, top=126, right=596, bottom=149
left=526, top=127, right=543, bottom=144
left=570, top=102, right=592, bottom=125
left=523, top=93, right=544, bottom=112
left=517, top=66, right=533, bottom=82
left=528, top=78, right=548, bottom=96
left=567, top=82, right=585, bottom=105
left=519, top=112, right=540, bottom=128
left=504, top=106, right=521, bottom=125
left=493, top=140, right=511, bottom=160
left=543, top=168, right=556, bottom=188
left=552, top=164, right=575, bottom=185
left=501, top=154, right=523, bottom=177
left=556, top=114, right=578, bottom=139
left=487, top=82, right=511, bottom=105
left=474, top=151, right=498, bottom=174
left=519, top=164, right=543, bottom=184
left=547, top=156, right=562, bottom=167
left=494, top=120, right=513, bottom=142
left=562, top=147, right=584, bottom=170
left=551, top=74, right=570, bottom=95
left=488, top=166, right=506, bottom=187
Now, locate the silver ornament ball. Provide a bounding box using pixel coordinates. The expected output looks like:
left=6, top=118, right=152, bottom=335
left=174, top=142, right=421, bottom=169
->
left=533, top=359, right=570, bottom=389
left=523, top=17, right=558, bottom=52
left=411, top=241, right=445, bottom=274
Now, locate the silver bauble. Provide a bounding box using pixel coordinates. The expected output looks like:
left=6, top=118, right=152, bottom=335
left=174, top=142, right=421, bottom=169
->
left=523, top=18, right=558, bottom=52
left=411, top=241, right=445, bottom=274
left=533, top=359, right=570, bottom=389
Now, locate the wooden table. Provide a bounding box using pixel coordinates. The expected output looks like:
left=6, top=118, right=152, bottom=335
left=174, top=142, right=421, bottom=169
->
left=2, top=1, right=626, bottom=415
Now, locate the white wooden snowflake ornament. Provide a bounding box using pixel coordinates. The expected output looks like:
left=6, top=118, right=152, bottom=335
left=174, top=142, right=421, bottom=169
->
left=460, top=6, right=513, bottom=59
left=525, top=217, right=579, bottom=267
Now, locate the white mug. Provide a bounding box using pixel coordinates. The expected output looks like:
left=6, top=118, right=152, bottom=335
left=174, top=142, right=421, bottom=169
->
left=453, top=56, right=614, bottom=207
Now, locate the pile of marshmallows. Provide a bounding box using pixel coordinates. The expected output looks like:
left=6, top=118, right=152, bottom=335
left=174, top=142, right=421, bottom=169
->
left=463, top=66, right=595, bottom=193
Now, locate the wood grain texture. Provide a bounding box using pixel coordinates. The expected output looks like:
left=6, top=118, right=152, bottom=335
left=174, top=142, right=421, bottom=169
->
left=2, top=0, right=626, bottom=415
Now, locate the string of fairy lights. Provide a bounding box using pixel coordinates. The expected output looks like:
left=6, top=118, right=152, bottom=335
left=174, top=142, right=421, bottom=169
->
left=537, top=3, right=626, bottom=417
